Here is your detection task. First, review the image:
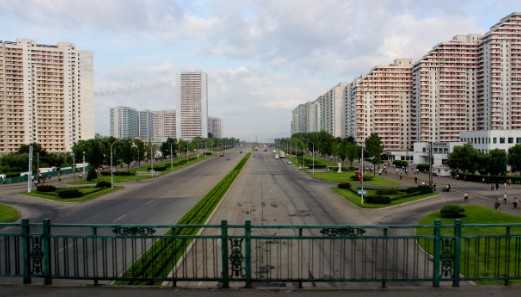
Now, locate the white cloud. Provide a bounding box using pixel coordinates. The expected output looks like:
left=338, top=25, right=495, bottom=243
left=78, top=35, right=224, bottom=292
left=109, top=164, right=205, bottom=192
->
left=1, top=0, right=520, bottom=142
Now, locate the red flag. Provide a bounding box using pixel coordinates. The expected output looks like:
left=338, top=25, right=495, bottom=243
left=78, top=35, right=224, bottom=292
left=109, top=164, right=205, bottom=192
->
left=355, top=171, right=363, bottom=183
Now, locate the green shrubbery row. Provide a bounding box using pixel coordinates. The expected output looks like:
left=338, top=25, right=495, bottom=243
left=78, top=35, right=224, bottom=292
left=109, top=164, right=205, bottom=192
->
left=339, top=183, right=433, bottom=204
left=36, top=181, right=112, bottom=199
left=120, top=153, right=252, bottom=284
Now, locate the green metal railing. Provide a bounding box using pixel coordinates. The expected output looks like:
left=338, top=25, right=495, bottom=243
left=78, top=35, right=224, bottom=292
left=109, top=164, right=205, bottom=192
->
left=1, top=219, right=521, bottom=288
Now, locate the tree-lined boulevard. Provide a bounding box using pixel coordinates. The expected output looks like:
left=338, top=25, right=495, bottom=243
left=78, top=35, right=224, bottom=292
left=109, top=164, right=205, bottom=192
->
left=1, top=145, right=521, bottom=291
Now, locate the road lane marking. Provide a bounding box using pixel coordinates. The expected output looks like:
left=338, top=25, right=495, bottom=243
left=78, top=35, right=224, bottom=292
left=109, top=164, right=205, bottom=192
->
left=145, top=200, right=154, bottom=205
left=113, top=214, right=126, bottom=222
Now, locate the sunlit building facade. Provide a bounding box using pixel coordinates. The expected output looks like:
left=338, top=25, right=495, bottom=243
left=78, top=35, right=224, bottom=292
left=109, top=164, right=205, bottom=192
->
left=0, top=39, right=94, bottom=154
left=176, top=72, right=208, bottom=140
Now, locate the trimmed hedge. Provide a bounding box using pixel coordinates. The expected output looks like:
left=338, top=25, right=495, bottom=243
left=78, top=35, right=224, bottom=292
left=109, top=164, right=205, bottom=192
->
left=365, top=195, right=391, bottom=204
left=338, top=182, right=351, bottom=189
left=96, top=181, right=112, bottom=188
left=100, top=171, right=134, bottom=176
left=148, top=166, right=167, bottom=171
left=37, top=185, right=57, bottom=192
left=440, top=205, right=466, bottom=218
left=376, top=188, right=399, bottom=195
left=57, top=189, right=83, bottom=198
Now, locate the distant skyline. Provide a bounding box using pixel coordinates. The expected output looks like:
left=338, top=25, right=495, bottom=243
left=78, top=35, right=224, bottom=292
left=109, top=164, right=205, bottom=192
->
left=1, top=0, right=521, bottom=142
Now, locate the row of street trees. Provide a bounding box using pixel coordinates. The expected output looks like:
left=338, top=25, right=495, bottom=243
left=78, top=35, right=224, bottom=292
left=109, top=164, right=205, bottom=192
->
left=279, top=132, right=521, bottom=177
left=0, top=136, right=240, bottom=176
left=447, top=143, right=521, bottom=176
left=276, top=131, right=384, bottom=172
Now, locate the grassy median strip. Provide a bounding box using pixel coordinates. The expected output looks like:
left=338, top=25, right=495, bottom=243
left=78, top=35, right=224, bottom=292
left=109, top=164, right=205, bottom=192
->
left=118, top=152, right=251, bottom=285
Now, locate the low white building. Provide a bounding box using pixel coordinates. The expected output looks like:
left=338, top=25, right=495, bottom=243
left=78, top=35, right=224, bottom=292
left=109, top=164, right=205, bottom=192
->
left=412, top=142, right=464, bottom=176
left=460, top=130, right=521, bottom=154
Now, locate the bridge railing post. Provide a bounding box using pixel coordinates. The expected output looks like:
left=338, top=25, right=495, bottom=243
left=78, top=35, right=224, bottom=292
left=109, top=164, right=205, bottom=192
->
left=453, top=219, right=461, bottom=287
left=221, top=220, right=229, bottom=288
left=245, top=220, right=251, bottom=288
left=21, top=219, right=31, bottom=284
left=42, top=219, right=52, bottom=285
left=433, top=219, right=441, bottom=287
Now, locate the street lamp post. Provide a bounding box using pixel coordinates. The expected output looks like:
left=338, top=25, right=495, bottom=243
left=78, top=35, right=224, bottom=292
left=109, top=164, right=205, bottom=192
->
left=82, top=151, right=86, bottom=177
left=170, top=142, right=174, bottom=171
left=110, top=139, right=122, bottom=189
left=305, top=139, right=316, bottom=175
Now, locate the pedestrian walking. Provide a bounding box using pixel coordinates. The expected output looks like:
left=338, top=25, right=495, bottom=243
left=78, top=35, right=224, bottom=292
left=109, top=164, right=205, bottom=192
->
left=513, top=197, right=518, bottom=209
left=464, top=192, right=469, bottom=202
left=503, top=192, right=508, bottom=204
left=494, top=198, right=501, bottom=210
left=491, top=184, right=494, bottom=191
left=496, top=183, right=500, bottom=190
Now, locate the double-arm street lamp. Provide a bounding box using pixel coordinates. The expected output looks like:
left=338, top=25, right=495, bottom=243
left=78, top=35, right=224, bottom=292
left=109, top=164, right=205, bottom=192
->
left=110, top=139, right=123, bottom=189
left=305, top=139, right=316, bottom=175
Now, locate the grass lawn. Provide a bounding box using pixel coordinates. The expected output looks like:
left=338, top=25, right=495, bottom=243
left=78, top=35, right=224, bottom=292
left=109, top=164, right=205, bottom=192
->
left=417, top=205, right=521, bottom=284
left=0, top=204, right=19, bottom=222
left=70, top=154, right=210, bottom=186
left=312, top=171, right=400, bottom=186
left=333, top=186, right=437, bottom=208
left=23, top=186, right=123, bottom=202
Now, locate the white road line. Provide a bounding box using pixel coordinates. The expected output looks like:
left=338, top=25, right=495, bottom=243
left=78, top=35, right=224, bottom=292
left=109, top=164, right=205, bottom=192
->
left=113, top=214, right=126, bottom=222
left=145, top=200, right=154, bottom=205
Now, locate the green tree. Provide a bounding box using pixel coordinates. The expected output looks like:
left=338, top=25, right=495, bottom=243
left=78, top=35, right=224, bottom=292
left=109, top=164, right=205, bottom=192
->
left=365, top=133, right=384, bottom=173
left=447, top=144, right=479, bottom=173
left=160, top=137, right=178, bottom=158
left=508, top=144, right=521, bottom=173
left=486, top=148, right=507, bottom=176
left=345, top=142, right=359, bottom=168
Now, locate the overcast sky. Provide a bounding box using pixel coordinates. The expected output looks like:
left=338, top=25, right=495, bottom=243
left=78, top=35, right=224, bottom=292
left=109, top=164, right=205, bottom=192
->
left=1, top=0, right=520, bottom=142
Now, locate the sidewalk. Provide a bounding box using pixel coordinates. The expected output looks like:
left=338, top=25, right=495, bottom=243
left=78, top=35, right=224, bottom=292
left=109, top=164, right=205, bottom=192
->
left=1, top=284, right=520, bottom=297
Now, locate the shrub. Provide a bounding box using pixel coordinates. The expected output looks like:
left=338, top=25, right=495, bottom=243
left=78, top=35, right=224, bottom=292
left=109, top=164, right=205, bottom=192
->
left=393, top=160, right=408, bottom=168
left=148, top=166, right=167, bottom=171
left=376, top=188, right=399, bottom=195
left=365, top=195, right=391, bottom=204
left=87, top=166, right=97, bottom=181
left=440, top=205, right=466, bottom=218
left=96, top=181, right=112, bottom=188
left=37, top=185, right=57, bottom=192
left=406, top=185, right=433, bottom=194
left=57, top=189, right=83, bottom=198
left=416, top=163, right=431, bottom=172
left=338, top=182, right=351, bottom=189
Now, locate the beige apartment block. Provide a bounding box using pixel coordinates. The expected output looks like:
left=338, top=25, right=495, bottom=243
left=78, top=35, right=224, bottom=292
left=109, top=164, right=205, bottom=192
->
left=0, top=39, right=94, bottom=154
left=318, top=82, right=347, bottom=138
left=176, top=72, right=208, bottom=140
left=412, top=34, right=481, bottom=143
left=478, top=12, right=521, bottom=131
left=349, top=59, right=413, bottom=151
left=153, top=109, right=176, bottom=142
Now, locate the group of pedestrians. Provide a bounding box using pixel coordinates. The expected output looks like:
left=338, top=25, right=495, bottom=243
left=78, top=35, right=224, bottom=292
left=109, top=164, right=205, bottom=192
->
left=464, top=191, right=518, bottom=210
left=491, top=193, right=518, bottom=210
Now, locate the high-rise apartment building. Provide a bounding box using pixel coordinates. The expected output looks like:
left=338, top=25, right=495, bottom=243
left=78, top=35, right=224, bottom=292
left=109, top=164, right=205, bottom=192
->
left=208, top=116, right=223, bottom=138
left=153, top=109, right=176, bottom=142
left=138, top=110, right=154, bottom=140
left=0, top=39, right=94, bottom=153
left=291, top=12, right=521, bottom=153
left=318, top=83, right=347, bottom=138
left=412, top=34, right=480, bottom=143
left=349, top=59, right=413, bottom=151
left=478, top=12, right=521, bottom=131
left=110, top=106, right=138, bottom=139
left=291, top=104, right=308, bottom=134
left=176, top=72, right=208, bottom=140
left=306, top=101, right=320, bottom=133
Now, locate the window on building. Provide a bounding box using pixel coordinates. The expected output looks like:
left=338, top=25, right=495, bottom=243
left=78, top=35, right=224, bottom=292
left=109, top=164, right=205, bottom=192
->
left=517, top=137, right=521, bottom=144
left=508, top=137, right=514, bottom=144
left=500, top=137, right=505, bottom=144
left=493, top=137, right=497, bottom=144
